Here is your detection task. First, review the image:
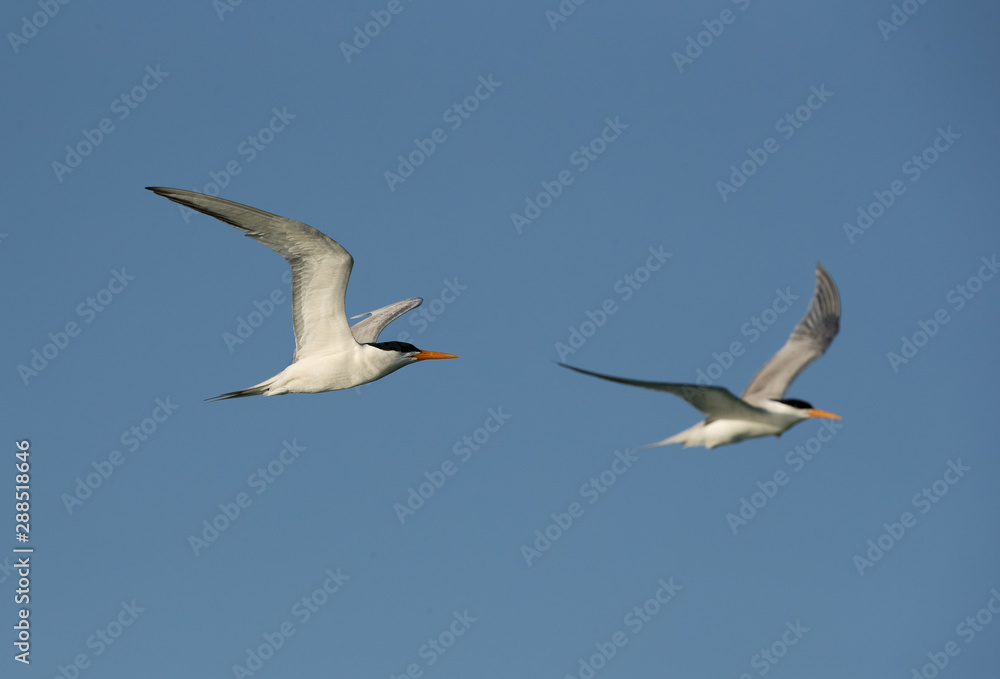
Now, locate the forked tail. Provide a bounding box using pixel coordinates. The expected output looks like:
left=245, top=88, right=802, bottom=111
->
left=640, top=422, right=704, bottom=449
left=204, top=379, right=275, bottom=402
left=639, top=435, right=684, bottom=450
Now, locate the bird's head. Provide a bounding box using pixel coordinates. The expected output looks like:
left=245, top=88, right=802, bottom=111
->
left=368, top=341, right=459, bottom=366
left=772, top=398, right=841, bottom=420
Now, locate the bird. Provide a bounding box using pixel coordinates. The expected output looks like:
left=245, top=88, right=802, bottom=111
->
left=560, top=264, right=841, bottom=449
left=146, top=187, right=458, bottom=400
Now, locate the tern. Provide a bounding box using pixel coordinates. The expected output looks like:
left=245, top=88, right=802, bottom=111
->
left=147, top=187, right=458, bottom=400
left=561, top=264, right=841, bottom=449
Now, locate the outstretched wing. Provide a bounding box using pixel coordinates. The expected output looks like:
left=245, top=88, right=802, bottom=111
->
left=147, top=187, right=358, bottom=362
left=741, top=263, right=841, bottom=403
left=559, top=363, right=768, bottom=421
left=349, top=298, right=422, bottom=344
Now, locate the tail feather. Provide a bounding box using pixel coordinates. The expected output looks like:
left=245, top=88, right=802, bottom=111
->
left=205, top=381, right=273, bottom=402
left=640, top=434, right=685, bottom=450
left=641, top=422, right=704, bottom=449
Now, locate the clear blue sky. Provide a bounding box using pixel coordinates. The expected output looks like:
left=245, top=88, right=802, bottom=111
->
left=3, top=1, right=999, bottom=677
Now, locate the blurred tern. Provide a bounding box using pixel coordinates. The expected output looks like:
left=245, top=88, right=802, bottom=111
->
left=561, top=264, right=841, bottom=449
left=147, top=187, right=457, bottom=400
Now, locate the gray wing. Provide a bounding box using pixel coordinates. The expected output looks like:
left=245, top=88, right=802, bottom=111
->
left=349, top=298, right=422, bottom=343
left=147, top=187, right=357, bottom=362
left=559, top=364, right=768, bottom=421
left=741, top=263, right=841, bottom=403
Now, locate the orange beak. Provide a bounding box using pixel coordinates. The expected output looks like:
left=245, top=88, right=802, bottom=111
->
left=413, top=350, right=459, bottom=361
left=807, top=409, right=841, bottom=420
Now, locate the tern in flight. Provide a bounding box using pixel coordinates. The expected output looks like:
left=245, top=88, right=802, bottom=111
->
left=147, top=187, right=458, bottom=400
left=561, top=264, right=841, bottom=449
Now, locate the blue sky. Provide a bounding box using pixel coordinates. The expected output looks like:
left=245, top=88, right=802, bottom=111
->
left=3, top=0, right=999, bottom=677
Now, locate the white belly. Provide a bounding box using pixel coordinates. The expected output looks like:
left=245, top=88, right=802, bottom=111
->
left=264, top=345, right=404, bottom=394
left=653, top=417, right=788, bottom=449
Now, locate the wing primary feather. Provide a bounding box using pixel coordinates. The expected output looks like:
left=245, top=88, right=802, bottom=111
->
left=559, top=363, right=766, bottom=420
left=740, top=263, right=841, bottom=403
left=146, top=187, right=358, bottom=361
left=349, top=298, right=423, bottom=344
